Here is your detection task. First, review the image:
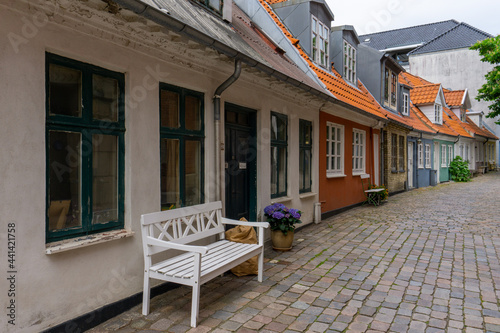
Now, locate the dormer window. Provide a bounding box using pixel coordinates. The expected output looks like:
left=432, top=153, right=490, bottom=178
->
left=383, top=68, right=398, bottom=109
left=195, top=0, right=223, bottom=15
left=402, top=92, right=409, bottom=116
left=312, top=15, right=329, bottom=68
left=434, top=103, right=442, bottom=124
left=460, top=110, right=466, bottom=122
left=343, top=40, right=356, bottom=83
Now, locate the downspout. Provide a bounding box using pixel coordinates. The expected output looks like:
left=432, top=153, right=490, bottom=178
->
left=380, top=128, right=385, bottom=187
left=213, top=59, right=242, bottom=202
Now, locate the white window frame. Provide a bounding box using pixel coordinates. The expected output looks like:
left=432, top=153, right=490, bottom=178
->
left=352, top=129, right=366, bottom=175
left=417, top=142, right=424, bottom=168
left=326, top=122, right=344, bottom=177
left=441, top=144, right=447, bottom=167
left=459, top=144, right=464, bottom=159
left=384, top=68, right=398, bottom=110
left=402, top=93, right=409, bottom=116
left=311, top=15, right=329, bottom=68
left=448, top=145, right=453, bottom=166
left=343, top=40, right=356, bottom=83
left=425, top=144, right=431, bottom=168
left=434, top=103, right=442, bottom=124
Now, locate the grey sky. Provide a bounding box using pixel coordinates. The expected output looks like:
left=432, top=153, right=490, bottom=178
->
left=326, top=0, right=500, bottom=37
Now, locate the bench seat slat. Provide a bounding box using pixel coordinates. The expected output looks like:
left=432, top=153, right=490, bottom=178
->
left=152, top=240, right=260, bottom=279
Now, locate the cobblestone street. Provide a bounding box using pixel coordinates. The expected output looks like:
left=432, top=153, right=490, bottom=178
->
left=89, top=172, right=500, bottom=333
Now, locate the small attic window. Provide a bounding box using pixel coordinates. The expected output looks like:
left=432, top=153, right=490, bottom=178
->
left=343, top=40, right=356, bottom=84
left=434, top=103, right=442, bottom=125
left=195, top=0, right=223, bottom=15
left=364, top=38, right=371, bottom=42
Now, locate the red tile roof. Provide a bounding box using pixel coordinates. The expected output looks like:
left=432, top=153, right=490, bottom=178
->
left=258, top=0, right=389, bottom=120
left=410, top=84, right=440, bottom=105
left=464, top=115, right=499, bottom=139
left=443, top=89, right=465, bottom=107
left=399, top=72, right=433, bottom=87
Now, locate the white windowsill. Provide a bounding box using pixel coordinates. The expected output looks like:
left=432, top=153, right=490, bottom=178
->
left=271, top=196, right=292, bottom=204
left=327, top=173, right=346, bottom=179
left=353, top=172, right=369, bottom=177
left=45, top=229, right=134, bottom=255
left=299, top=192, right=317, bottom=199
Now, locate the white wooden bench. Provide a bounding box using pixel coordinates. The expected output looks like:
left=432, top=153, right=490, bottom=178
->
left=141, top=201, right=269, bottom=327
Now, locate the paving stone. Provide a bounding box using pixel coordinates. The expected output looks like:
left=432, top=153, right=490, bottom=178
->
left=88, top=174, right=500, bottom=333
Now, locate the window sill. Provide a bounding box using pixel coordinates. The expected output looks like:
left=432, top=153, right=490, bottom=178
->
left=353, top=172, right=368, bottom=177
left=327, top=173, right=346, bottom=179
left=271, top=196, right=292, bottom=204
left=45, top=229, right=134, bottom=255
left=299, top=192, right=317, bottom=199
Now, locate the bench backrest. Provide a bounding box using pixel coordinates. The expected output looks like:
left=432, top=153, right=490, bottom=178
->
left=141, top=201, right=225, bottom=256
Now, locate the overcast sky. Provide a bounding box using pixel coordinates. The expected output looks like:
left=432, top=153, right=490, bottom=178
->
left=325, top=0, right=500, bottom=37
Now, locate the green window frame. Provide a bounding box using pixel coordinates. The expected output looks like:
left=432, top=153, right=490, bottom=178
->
left=160, top=83, right=204, bottom=210
left=45, top=53, right=125, bottom=243
left=271, top=112, right=288, bottom=198
left=299, top=120, right=312, bottom=193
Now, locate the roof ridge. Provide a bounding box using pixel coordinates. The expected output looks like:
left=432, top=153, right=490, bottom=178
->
left=359, top=19, right=459, bottom=38
left=408, top=22, right=493, bottom=55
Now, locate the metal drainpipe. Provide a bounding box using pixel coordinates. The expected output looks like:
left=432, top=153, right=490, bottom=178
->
left=380, top=128, right=385, bottom=187
left=213, top=59, right=242, bottom=202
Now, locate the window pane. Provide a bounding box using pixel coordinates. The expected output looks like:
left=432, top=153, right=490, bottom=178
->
left=271, top=146, right=278, bottom=195
left=185, top=140, right=202, bottom=206
left=271, top=114, right=286, bottom=141
left=93, top=75, right=118, bottom=122
left=304, top=149, right=311, bottom=191
left=48, top=131, right=81, bottom=231
left=92, top=134, right=118, bottom=224
left=161, top=139, right=180, bottom=209
left=278, top=147, right=286, bottom=194
left=49, top=64, right=82, bottom=117
left=337, top=142, right=341, bottom=156
left=299, top=149, right=304, bottom=191
left=208, top=0, right=221, bottom=11
left=160, top=90, right=180, bottom=128
left=185, top=95, right=201, bottom=131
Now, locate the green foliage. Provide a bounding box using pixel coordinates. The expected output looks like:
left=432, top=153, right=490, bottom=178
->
left=368, top=184, right=389, bottom=201
left=470, top=35, right=500, bottom=124
left=449, top=156, right=471, bottom=182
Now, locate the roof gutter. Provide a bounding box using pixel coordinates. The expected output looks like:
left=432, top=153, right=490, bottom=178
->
left=114, top=0, right=388, bottom=124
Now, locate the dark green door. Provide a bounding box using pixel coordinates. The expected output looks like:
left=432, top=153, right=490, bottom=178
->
left=224, top=104, right=257, bottom=221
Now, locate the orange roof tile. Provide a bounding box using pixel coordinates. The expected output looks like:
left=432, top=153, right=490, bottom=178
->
left=464, top=115, right=499, bottom=139
left=408, top=104, right=437, bottom=134
left=258, top=0, right=392, bottom=121
left=399, top=72, right=433, bottom=88
left=442, top=108, right=473, bottom=138
left=410, top=84, right=440, bottom=105
left=443, top=89, right=465, bottom=107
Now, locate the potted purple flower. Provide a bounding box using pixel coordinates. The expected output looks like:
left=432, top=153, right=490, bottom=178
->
left=263, top=203, right=301, bottom=251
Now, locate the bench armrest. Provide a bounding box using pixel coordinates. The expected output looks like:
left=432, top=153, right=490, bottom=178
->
left=146, top=236, right=209, bottom=255
left=221, top=218, right=269, bottom=229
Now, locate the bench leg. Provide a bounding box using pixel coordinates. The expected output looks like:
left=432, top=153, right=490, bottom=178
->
left=191, top=283, right=200, bottom=327
left=258, top=250, right=264, bottom=282
left=142, top=271, right=150, bottom=315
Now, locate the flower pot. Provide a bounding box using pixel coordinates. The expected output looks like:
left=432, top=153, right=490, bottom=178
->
left=271, top=230, right=294, bottom=251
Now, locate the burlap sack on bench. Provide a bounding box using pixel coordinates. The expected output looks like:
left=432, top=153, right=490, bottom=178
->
left=224, top=218, right=258, bottom=276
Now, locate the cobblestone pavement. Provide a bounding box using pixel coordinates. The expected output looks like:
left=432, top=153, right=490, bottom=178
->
left=89, top=172, right=500, bottom=333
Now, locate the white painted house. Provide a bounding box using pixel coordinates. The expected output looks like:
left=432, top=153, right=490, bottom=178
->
left=0, top=0, right=333, bottom=331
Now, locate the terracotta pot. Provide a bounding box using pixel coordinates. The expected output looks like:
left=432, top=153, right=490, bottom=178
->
left=270, top=230, right=294, bottom=251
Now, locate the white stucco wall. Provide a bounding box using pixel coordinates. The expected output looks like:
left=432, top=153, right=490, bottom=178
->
left=409, top=48, right=500, bottom=164
left=0, top=1, right=320, bottom=331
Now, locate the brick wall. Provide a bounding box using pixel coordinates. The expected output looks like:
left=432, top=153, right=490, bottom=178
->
left=383, top=124, right=409, bottom=193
